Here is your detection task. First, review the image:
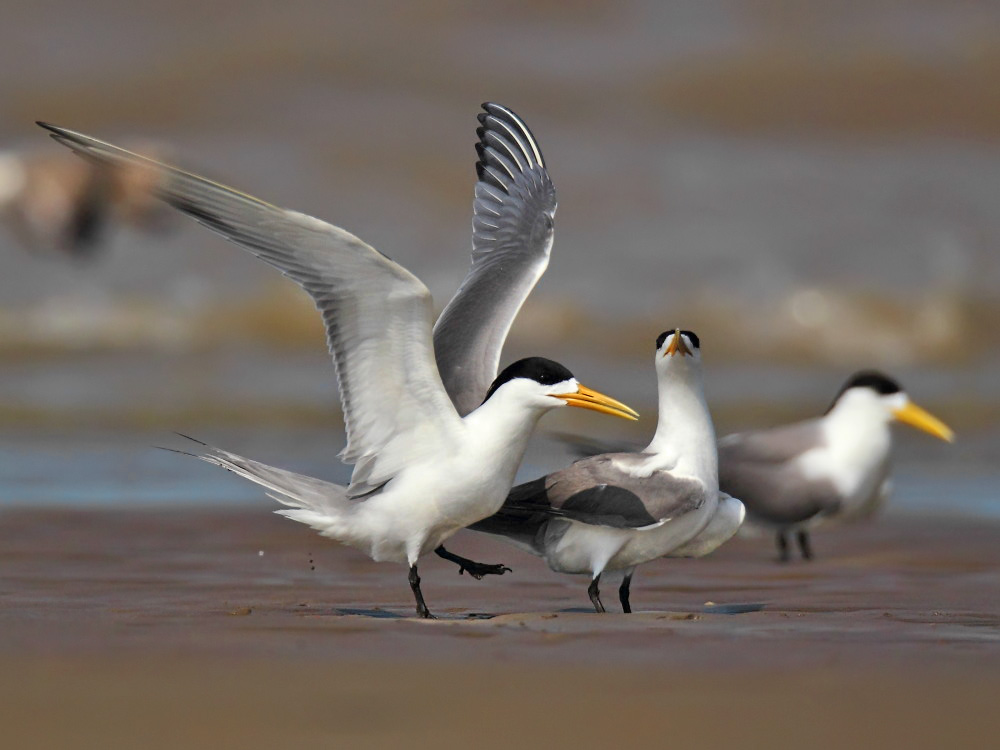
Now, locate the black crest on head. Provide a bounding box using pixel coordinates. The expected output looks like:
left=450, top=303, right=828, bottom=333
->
left=483, top=357, right=574, bottom=403
left=826, top=370, right=902, bottom=413
left=655, top=329, right=700, bottom=351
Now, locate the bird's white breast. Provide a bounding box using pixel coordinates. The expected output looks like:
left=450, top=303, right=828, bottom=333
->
left=794, top=413, right=892, bottom=513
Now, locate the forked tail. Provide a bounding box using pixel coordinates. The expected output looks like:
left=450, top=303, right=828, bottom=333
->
left=165, top=434, right=353, bottom=532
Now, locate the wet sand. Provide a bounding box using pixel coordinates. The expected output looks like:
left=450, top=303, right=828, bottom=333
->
left=1, top=508, right=999, bottom=748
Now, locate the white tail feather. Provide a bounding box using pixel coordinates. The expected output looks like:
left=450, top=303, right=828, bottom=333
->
left=193, top=444, right=350, bottom=516
left=178, top=438, right=397, bottom=561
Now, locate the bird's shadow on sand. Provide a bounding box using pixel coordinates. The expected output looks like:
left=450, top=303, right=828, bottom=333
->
left=702, top=603, right=765, bottom=615
left=557, top=603, right=765, bottom=615
left=328, top=603, right=766, bottom=619
left=331, top=608, right=497, bottom=620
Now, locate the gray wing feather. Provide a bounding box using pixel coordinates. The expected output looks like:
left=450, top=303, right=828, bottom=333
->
left=546, top=454, right=706, bottom=526
left=718, top=421, right=839, bottom=524
left=717, top=420, right=824, bottom=464
left=433, top=103, right=557, bottom=415
left=552, top=431, right=642, bottom=459
left=482, top=453, right=706, bottom=531
left=40, top=123, right=464, bottom=494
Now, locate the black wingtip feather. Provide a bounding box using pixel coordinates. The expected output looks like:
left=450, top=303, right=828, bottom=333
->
left=173, top=431, right=209, bottom=446
left=37, top=121, right=69, bottom=137
left=475, top=103, right=546, bottom=173
left=156, top=446, right=199, bottom=459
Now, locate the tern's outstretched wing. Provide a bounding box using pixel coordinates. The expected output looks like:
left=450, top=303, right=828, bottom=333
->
left=433, top=102, right=557, bottom=416
left=40, top=123, right=464, bottom=494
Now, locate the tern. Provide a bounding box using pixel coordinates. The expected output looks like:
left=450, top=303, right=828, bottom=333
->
left=38, top=117, right=638, bottom=618
left=718, top=370, right=954, bottom=562
left=467, top=330, right=744, bottom=613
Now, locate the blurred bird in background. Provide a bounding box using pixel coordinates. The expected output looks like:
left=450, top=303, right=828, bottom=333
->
left=718, top=370, right=954, bottom=562
left=0, top=143, right=174, bottom=259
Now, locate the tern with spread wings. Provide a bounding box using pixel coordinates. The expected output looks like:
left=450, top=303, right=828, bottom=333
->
left=39, top=110, right=637, bottom=618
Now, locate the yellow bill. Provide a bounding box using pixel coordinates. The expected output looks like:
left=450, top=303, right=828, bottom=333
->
left=554, top=384, right=639, bottom=421
left=893, top=402, right=955, bottom=443
left=663, top=329, right=693, bottom=357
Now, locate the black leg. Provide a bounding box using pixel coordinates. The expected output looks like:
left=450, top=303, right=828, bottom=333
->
left=588, top=575, right=606, bottom=613
left=434, top=545, right=511, bottom=580
left=797, top=530, right=813, bottom=561
left=618, top=572, right=633, bottom=614
left=777, top=531, right=790, bottom=563
left=408, top=564, right=434, bottom=619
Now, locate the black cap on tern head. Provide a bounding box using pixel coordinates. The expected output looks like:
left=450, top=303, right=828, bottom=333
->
left=483, top=357, right=574, bottom=403
left=826, top=369, right=902, bottom=413
left=655, top=329, right=700, bottom=351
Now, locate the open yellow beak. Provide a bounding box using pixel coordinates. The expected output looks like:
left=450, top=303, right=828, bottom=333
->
left=893, top=402, right=955, bottom=443
left=553, top=384, right=639, bottom=421
left=663, top=329, right=693, bottom=357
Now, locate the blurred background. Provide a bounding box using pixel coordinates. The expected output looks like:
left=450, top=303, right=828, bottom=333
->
left=0, top=0, right=997, bottom=517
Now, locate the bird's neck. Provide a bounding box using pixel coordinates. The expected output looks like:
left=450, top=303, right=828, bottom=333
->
left=644, top=371, right=717, bottom=481
left=822, top=399, right=893, bottom=467
left=461, top=395, right=545, bottom=479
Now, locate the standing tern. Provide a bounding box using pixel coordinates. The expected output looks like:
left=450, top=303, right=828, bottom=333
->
left=718, top=370, right=954, bottom=562
left=467, top=330, right=744, bottom=613
left=38, top=119, right=638, bottom=618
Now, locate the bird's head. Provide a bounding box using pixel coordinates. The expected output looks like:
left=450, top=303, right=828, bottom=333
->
left=654, top=329, right=702, bottom=375
left=828, top=370, right=954, bottom=442
left=482, top=357, right=638, bottom=420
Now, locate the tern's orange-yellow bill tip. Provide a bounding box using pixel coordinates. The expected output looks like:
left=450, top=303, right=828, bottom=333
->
left=893, top=402, right=955, bottom=443
left=553, top=384, right=639, bottom=421
left=663, top=329, right=693, bottom=357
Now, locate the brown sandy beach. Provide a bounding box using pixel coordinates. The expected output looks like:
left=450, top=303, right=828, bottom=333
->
left=1, top=508, right=998, bottom=748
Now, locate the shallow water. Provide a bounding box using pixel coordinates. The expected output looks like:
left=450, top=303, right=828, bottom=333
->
left=1, top=424, right=997, bottom=523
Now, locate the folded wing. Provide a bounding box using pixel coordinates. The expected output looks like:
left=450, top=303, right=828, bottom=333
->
left=718, top=421, right=840, bottom=523
left=485, top=453, right=707, bottom=533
